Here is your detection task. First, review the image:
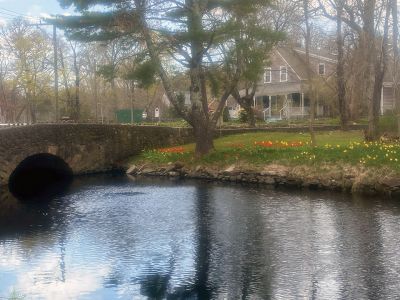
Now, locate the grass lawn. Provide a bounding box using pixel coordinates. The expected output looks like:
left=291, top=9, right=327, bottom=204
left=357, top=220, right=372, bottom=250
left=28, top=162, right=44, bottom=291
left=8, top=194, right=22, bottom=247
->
left=133, top=130, right=400, bottom=173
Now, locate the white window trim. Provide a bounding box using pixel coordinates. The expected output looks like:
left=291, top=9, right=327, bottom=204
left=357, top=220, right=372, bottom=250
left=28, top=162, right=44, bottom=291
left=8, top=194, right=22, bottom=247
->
left=318, top=63, right=325, bottom=75
left=264, top=67, right=272, bottom=83
left=280, top=66, right=288, bottom=82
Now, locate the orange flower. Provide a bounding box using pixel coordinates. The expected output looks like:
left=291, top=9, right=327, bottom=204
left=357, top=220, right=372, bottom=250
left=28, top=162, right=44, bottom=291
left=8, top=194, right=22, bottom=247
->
left=158, top=146, right=186, bottom=153
left=255, top=141, right=274, bottom=147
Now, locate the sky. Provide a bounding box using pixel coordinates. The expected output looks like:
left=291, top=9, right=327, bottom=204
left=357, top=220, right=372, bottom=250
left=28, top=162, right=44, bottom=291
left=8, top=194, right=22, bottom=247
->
left=0, top=0, right=73, bottom=25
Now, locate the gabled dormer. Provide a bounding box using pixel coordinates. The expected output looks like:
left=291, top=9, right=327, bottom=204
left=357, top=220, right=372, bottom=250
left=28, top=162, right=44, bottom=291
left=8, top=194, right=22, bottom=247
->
left=260, top=49, right=303, bottom=85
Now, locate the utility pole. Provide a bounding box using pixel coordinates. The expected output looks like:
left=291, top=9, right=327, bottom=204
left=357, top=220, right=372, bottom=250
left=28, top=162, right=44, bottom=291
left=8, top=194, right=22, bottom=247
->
left=28, top=20, right=59, bottom=123
left=94, top=58, right=98, bottom=122
left=53, top=24, right=59, bottom=123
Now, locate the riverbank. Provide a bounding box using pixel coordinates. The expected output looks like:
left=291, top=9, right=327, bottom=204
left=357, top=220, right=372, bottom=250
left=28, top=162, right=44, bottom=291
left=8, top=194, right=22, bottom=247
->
left=126, top=162, right=400, bottom=198
left=127, top=131, right=400, bottom=198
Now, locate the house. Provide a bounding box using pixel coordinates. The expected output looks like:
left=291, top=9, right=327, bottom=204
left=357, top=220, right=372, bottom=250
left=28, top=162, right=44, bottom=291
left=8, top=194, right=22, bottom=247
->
left=227, top=46, right=338, bottom=121
left=229, top=45, right=400, bottom=121
left=381, top=76, right=395, bottom=115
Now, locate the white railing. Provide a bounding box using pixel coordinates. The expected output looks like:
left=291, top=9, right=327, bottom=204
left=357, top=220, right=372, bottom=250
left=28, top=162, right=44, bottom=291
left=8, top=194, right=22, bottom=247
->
left=280, top=105, right=289, bottom=120
left=264, top=104, right=312, bottom=121
left=263, top=108, right=271, bottom=121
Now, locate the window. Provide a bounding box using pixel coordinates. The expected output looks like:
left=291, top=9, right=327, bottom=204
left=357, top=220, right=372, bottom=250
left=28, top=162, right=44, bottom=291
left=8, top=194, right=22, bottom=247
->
left=264, top=68, right=272, bottom=83
left=262, top=96, right=269, bottom=108
left=280, top=66, right=288, bottom=82
left=318, top=63, right=325, bottom=75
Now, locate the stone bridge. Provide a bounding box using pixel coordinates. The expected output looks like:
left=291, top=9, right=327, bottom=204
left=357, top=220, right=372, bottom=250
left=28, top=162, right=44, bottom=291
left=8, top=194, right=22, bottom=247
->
left=0, top=124, right=193, bottom=187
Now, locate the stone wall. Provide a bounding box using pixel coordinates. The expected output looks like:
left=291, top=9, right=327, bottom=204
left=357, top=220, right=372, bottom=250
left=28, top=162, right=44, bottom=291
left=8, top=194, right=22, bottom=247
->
left=0, top=124, right=193, bottom=186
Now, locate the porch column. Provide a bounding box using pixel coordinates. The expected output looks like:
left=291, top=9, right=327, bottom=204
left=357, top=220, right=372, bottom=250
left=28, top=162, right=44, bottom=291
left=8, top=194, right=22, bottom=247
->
left=301, top=93, right=305, bottom=117
left=286, top=94, right=290, bottom=119
left=253, top=96, right=256, bottom=108
left=380, top=86, right=384, bottom=115
left=269, top=96, right=271, bottom=117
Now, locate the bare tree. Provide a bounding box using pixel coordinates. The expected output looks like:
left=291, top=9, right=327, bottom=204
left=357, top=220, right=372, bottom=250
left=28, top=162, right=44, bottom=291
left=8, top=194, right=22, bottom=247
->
left=336, top=0, right=348, bottom=129
left=1, top=19, right=53, bottom=123
left=319, top=0, right=391, bottom=140
left=70, top=41, right=81, bottom=120
left=392, top=0, right=400, bottom=135
left=303, top=0, right=317, bottom=146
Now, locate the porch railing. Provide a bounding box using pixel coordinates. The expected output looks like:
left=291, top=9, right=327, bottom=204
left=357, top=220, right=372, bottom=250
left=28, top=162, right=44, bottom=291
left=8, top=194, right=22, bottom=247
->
left=280, top=105, right=289, bottom=120
left=263, top=108, right=270, bottom=121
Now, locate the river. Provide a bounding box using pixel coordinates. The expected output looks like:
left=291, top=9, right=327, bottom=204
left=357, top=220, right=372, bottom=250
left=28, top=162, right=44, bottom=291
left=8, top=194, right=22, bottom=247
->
left=0, top=174, right=400, bottom=299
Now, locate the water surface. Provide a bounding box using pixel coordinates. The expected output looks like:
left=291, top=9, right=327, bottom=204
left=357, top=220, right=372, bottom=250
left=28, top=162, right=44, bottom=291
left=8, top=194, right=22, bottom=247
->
left=1, top=175, right=400, bottom=299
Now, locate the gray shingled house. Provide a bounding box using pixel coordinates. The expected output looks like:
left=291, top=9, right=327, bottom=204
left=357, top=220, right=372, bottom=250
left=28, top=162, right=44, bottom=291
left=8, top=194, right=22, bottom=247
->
left=227, top=46, right=395, bottom=121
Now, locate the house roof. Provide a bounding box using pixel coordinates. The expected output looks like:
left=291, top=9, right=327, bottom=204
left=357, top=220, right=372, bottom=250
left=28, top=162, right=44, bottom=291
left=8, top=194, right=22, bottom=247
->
left=292, top=46, right=394, bottom=84
left=293, top=47, right=338, bottom=63
left=280, top=46, right=339, bottom=80
left=276, top=47, right=309, bottom=80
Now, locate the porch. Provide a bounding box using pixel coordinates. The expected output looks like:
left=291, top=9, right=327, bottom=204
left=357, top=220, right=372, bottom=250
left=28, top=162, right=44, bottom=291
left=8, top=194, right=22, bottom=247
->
left=254, top=93, right=315, bottom=121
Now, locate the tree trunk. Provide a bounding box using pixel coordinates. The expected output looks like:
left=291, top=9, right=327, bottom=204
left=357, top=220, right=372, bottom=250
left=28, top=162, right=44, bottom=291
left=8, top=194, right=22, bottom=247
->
left=93, top=58, right=99, bottom=122
left=194, top=123, right=215, bottom=156
left=111, top=79, right=117, bottom=122
left=392, top=0, right=400, bottom=136
left=247, top=106, right=256, bottom=127
left=188, top=0, right=216, bottom=156
left=336, top=2, right=348, bottom=130
left=303, top=0, right=316, bottom=146
left=73, top=54, right=80, bottom=121
left=28, top=99, right=36, bottom=124
left=366, top=0, right=389, bottom=140
left=363, top=0, right=379, bottom=140
left=59, top=47, right=72, bottom=116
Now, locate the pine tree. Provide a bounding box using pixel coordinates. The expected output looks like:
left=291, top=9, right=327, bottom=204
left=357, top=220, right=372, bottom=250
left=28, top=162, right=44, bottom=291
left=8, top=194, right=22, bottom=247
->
left=53, top=0, right=279, bottom=155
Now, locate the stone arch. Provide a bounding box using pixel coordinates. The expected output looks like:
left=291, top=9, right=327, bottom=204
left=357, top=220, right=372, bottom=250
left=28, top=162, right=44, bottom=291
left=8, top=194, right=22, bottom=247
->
left=8, top=153, right=73, bottom=198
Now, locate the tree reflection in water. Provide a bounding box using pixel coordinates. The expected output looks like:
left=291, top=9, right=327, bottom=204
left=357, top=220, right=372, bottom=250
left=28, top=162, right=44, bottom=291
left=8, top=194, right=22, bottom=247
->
left=1, top=176, right=400, bottom=299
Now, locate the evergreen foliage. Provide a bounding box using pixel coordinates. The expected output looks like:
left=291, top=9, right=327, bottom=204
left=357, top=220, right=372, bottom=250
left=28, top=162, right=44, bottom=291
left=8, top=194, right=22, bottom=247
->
left=52, top=0, right=281, bottom=155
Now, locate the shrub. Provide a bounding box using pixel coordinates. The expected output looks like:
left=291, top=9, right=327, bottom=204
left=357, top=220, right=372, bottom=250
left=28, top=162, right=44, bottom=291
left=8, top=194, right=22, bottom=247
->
left=238, top=109, right=248, bottom=123
left=379, top=113, right=397, bottom=134
left=223, top=107, right=230, bottom=122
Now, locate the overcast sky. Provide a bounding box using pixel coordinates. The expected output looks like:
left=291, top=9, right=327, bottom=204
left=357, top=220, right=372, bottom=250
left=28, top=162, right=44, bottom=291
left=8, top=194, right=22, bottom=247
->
left=0, top=0, right=72, bottom=24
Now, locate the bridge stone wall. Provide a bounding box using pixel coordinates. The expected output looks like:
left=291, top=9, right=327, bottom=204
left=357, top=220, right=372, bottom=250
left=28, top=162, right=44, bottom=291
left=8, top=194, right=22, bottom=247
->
left=0, top=124, right=193, bottom=186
